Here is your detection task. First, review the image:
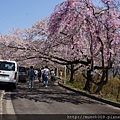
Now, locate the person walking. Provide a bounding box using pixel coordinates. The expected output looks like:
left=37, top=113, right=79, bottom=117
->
left=50, top=69, right=55, bottom=81
left=38, top=69, right=41, bottom=83
left=41, top=67, right=45, bottom=83
left=28, top=66, right=35, bottom=88
left=43, top=66, right=50, bottom=87
left=60, top=70, right=63, bottom=79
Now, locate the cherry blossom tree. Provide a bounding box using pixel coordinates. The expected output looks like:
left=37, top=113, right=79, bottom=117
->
left=48, top=0, right=120, bottom=93
left=0, top=18, right=66, bottom=69
left=0, top=0, right=119, bottom=94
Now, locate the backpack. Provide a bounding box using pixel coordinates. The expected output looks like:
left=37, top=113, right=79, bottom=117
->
left=43, top=69, right=49, bottom=78
left=30, top=70, right=35, bottom=77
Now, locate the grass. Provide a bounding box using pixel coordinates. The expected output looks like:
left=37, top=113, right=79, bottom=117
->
left=102, top=77, right=120, bottom=102
left=64, top=73, right=120, bottom=102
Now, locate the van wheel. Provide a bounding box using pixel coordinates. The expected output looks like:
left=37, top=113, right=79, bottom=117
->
left=12, top=84, right=16, bottom=89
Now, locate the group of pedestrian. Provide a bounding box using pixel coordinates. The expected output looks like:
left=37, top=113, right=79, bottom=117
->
left=28, top=65, right=55, bottom=88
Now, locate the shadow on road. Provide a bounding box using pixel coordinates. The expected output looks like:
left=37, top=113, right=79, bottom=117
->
left=3, top=80, right=105, bottom=105
left=0, top=84, right=13, bottom=91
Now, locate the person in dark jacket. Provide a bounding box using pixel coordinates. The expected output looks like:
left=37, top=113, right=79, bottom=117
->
left=28, top=66, right=35, bottom=88
left=38, top=69, right=41, bottom=83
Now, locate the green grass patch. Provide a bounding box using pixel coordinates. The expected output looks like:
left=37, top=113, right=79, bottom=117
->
left=65, top=73, right=120, bottom=102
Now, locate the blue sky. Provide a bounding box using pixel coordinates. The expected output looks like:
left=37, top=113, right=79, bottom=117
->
left=0, top=0, right=64, bottom=34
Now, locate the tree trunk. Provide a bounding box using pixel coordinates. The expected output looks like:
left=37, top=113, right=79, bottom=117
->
left=70, top=70, right=74, bottom=83
left=83, top=70, right=93, bottom=92
left=95, top=68, right=108, bottom=94
left=95, top=82, right=105, bottom=94
left=69, top=64, right=74, bottom=83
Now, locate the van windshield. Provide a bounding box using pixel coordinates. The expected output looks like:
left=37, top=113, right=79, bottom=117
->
left=0, top=61, right=15, bottom=71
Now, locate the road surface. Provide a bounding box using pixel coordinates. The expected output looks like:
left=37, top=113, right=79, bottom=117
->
left=2, top=80, right=120, bottom=120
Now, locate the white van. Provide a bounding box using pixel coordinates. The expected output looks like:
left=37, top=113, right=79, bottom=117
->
left=0, top=59, right=19, bottom=89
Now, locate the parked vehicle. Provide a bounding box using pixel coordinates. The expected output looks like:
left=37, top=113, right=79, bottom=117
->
left=0, top=59, right=19, bottom=89
left=18, top=66, right=27, bottom=82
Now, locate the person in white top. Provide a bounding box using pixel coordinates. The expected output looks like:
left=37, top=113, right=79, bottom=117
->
left=50, top=69, right=55, bottom=81
left=41, top=67, right=44, bottom=82
left=43, top=66, right=50, bottom=87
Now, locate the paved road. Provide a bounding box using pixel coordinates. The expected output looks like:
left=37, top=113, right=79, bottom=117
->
left=2, top=80, right=120, bottom=119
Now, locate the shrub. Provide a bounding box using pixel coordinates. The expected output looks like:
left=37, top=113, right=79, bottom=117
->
left=102, top=77, right=120, bottom=102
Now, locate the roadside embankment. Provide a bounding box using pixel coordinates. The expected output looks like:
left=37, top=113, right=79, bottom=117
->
left=58, top=81, right=120, bottom=108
